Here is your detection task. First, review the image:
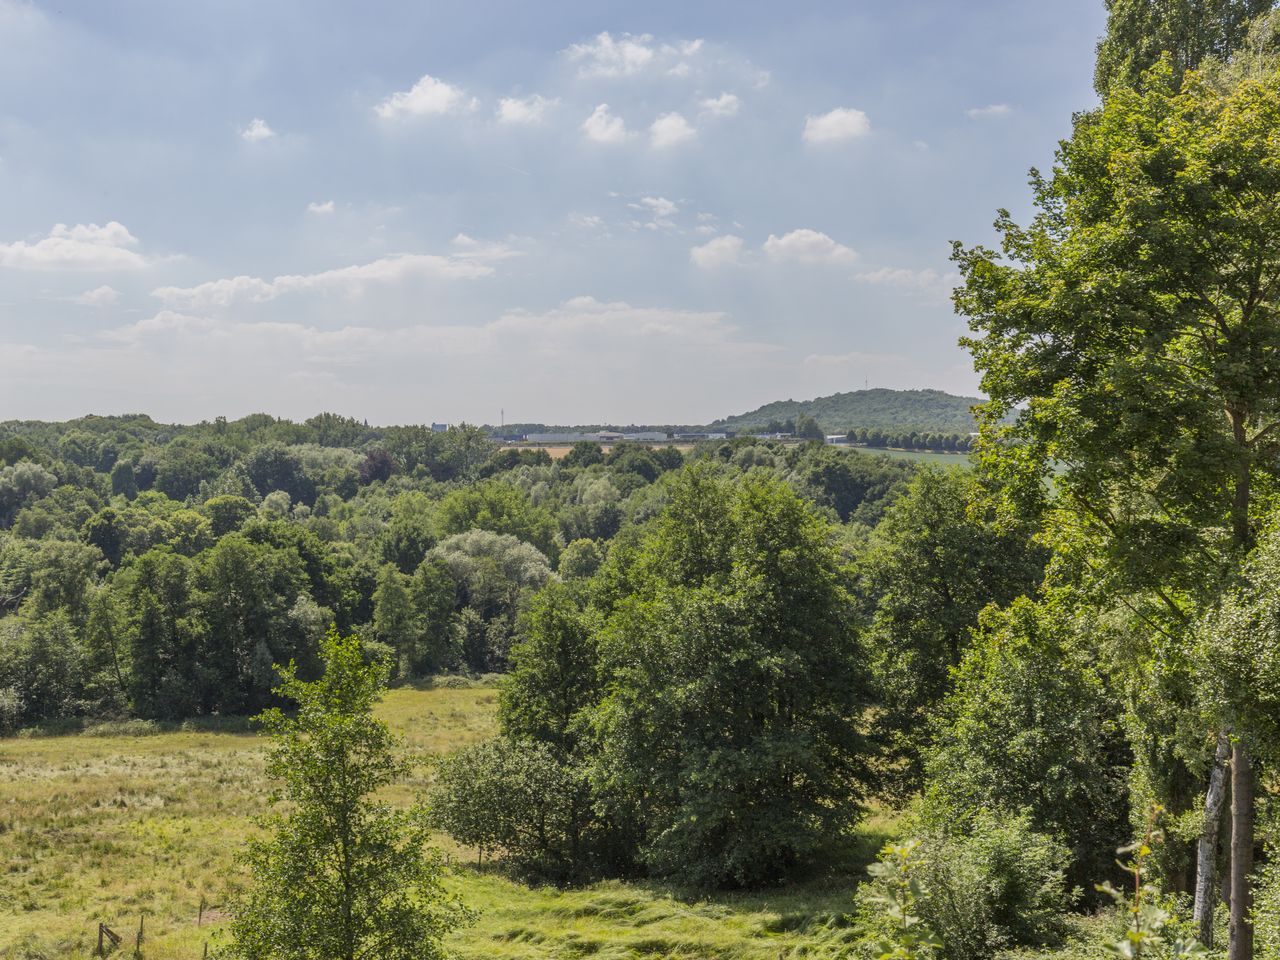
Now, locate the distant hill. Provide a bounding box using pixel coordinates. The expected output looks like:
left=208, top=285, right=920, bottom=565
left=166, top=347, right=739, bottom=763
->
left=711, top=389, right=984, bottom=434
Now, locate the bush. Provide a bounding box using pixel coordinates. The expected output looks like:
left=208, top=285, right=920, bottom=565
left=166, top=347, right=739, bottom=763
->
left=854, top=813, right=1072, bottom=960
left=1258, top=851, right=1280, bottom=960
left=431, top=736, right=596, bottom=884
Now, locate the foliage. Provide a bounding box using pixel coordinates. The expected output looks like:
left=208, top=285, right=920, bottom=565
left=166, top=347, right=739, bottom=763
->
left=1094, top=0, right=1273, bottom=94
left=857, top=813, right=1073, bottom=960
left=229, top=631, right=470, bottom=960
left=587, top=466, right=871, bottom=887
left=1097, top=808, right=1205, bottom=960
left=1196, top=520, right=1280, bottom=763
left=861, top=841, right=942, bottom=960
left=431, top=736, right=595, bottom=884
left=921, top=596, right=1131, bottom=889
left=859, top=468, right=1045, bottom=789
left=499, top=581, right=598, bottom=755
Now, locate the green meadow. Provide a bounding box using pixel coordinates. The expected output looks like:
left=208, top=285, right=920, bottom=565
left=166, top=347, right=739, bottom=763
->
left=0, top=685, right=900, bottom=960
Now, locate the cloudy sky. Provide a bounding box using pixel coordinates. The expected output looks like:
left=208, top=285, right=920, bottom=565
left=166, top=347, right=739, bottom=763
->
left=0, top=0, right=1104, bottom=425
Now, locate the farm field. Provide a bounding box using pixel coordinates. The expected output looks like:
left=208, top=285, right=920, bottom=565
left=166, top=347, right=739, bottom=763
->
left=0, top=685, right=895, bottom=960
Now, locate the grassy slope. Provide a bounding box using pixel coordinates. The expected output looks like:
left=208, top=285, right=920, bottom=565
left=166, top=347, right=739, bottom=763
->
left=1, top=686, right=893, bottom=960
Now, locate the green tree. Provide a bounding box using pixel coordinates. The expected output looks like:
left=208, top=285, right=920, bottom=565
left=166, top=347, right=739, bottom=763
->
left=431, top=736, right=594, bottom=883
left=793, top=413, right=826, bottom=441
left=203, top=494, right=256, bottom=537
left=229, top=631, right=469, bottom=960
left=921, top=597, right=1131, bottom=890
left=858, top=468, right=1045, bottom=790
left=954, top=66, right=1280, bottom=958
left=409, top=557, right=459, bottom=674
left=1094, top=0, right=1273, bottom=95
left=558, top=538, right=604, bottom=579
left=436, top=481, right=559, bottom=561
left=590, top=466, right=870, bottom=886
left=499, top=582, right=598, bottom=755
left=372, top=563, right=415, bottom=675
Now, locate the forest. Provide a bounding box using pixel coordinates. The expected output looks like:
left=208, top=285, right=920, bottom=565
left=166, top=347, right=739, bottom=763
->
left=7, top=1, right=1280, bottom=959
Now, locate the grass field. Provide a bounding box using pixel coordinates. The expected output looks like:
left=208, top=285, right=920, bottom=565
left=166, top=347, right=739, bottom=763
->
left=1, top=685, right=895, bottom=960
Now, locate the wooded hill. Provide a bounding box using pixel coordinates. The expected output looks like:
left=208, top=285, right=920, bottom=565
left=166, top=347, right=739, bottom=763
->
left=710, top=388, right=983, bottom=434
left=489, top=388, right=985, bottom=437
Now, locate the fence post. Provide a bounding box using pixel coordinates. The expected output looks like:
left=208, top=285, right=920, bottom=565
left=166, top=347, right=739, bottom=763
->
left=134, top=914, right=144, bottom=957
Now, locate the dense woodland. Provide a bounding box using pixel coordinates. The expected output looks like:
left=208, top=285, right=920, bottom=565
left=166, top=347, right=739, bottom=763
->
left=0, top=414, right=915, bottom=728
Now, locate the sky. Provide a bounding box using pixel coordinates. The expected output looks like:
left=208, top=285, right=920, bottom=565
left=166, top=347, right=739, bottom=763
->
left=0, top=0, right=1106, bottom=426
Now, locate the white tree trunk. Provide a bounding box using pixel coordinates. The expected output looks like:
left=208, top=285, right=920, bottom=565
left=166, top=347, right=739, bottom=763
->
left=1194, top=731, right=1231, bottom=947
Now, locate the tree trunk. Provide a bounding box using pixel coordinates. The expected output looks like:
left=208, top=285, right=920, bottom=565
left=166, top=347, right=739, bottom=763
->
left=1229, top=739, right=1254, bottom=960
left=1194, top=732, right=1232, bottom=946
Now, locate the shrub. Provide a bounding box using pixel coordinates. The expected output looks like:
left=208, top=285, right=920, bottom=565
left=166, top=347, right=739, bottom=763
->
left=855, top=813, right=1072, bottom=960
left=431, top=736, right=597, bottom=884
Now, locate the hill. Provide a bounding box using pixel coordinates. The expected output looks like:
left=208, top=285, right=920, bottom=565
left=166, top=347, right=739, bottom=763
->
left=711, top=388, right=983, bottom=434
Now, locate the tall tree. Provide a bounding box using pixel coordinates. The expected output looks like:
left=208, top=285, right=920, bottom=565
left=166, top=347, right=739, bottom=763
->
left=954, top=66, right=1280, bottom=957
left=589, top=466, right=871, bottom=886
left=230, top=631, right=469, bottom=960
left=859, top=467, right=1046, bottom=792
left=1094, top=0, right=1274, bottom=94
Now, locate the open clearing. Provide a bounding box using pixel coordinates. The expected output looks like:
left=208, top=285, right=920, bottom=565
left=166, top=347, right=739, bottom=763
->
left=1, top=685, right=893, bottom=960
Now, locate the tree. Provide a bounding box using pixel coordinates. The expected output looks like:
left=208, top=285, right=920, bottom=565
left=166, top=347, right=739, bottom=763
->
left=229, top=631, right=469, bottom=960
left=357, top=449, right=397, bottom=485
left=372, top=564, right=415, bottom=674
left=954, top=66, right=1280, bottom=957
left=431, top=736, right=594, bottom=883
left=561, top=441, right=604, bottom=469
left=203, top=494, right=256, bottom=537
left=921, top=597, right=1131, bottom=890
left=408, top=558, right=459, bottom=674
left=499, top=582, right=598, bottom=755
left=1094, top=0, right=1273, bottom=95
left=793, top=413, right=826, bottom=441
left=859, top=468, right=1045, bottom=790
left=589, top=466, right=871, bottom=886
left=558, top=538, right=603, bottom=579
left=435, top=481, right=559, bottom=560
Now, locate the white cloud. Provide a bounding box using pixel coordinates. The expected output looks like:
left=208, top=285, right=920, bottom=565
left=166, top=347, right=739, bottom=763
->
left=568, top=213, right=605, bottom=230
left=582, top=103, right=628, bottom=143
left=0, top=222, right=150, bottom=270
left=802, top=107, right=871, bottom=143
left=565, top=32, right=656, bottom=77
left=307, top=200, right=335, bottom=215
left=375, top=74, right=474, bottom=120
left=855, top=265, right=960, bottom=301
left=72, top=285, right=121, bottom=306
left=763, top=228, right=858, bottom=265
left=240, top=118, right=275, bottom=142
left=966, top=103, right=1011, bottom=119
left=627, top=196, right=680, bottom=231
left=690, top=235, right=744, bottom=269
left=637, top=196, right=678, bottom=220
left=699, top=92, right=740, bottom=117
left=650, top=112, right=696, bottom=149
left=151, top=249, right=506, bottom=309
left=563, top=32, right=707, bottom=79
left=496, top=94, right=558, bottom=125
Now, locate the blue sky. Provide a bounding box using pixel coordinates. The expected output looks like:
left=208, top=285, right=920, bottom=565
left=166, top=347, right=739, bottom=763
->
left=0, top=0, right=1104, bottom=425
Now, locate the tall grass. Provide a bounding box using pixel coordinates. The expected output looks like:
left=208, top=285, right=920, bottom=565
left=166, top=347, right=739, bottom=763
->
left=0, top=686, right=894, bottom=960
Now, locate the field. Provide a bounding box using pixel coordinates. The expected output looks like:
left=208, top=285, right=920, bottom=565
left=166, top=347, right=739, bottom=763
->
left=860, top=448, right=971, bottom=466
left=1, top=686, right=895, bottom=960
